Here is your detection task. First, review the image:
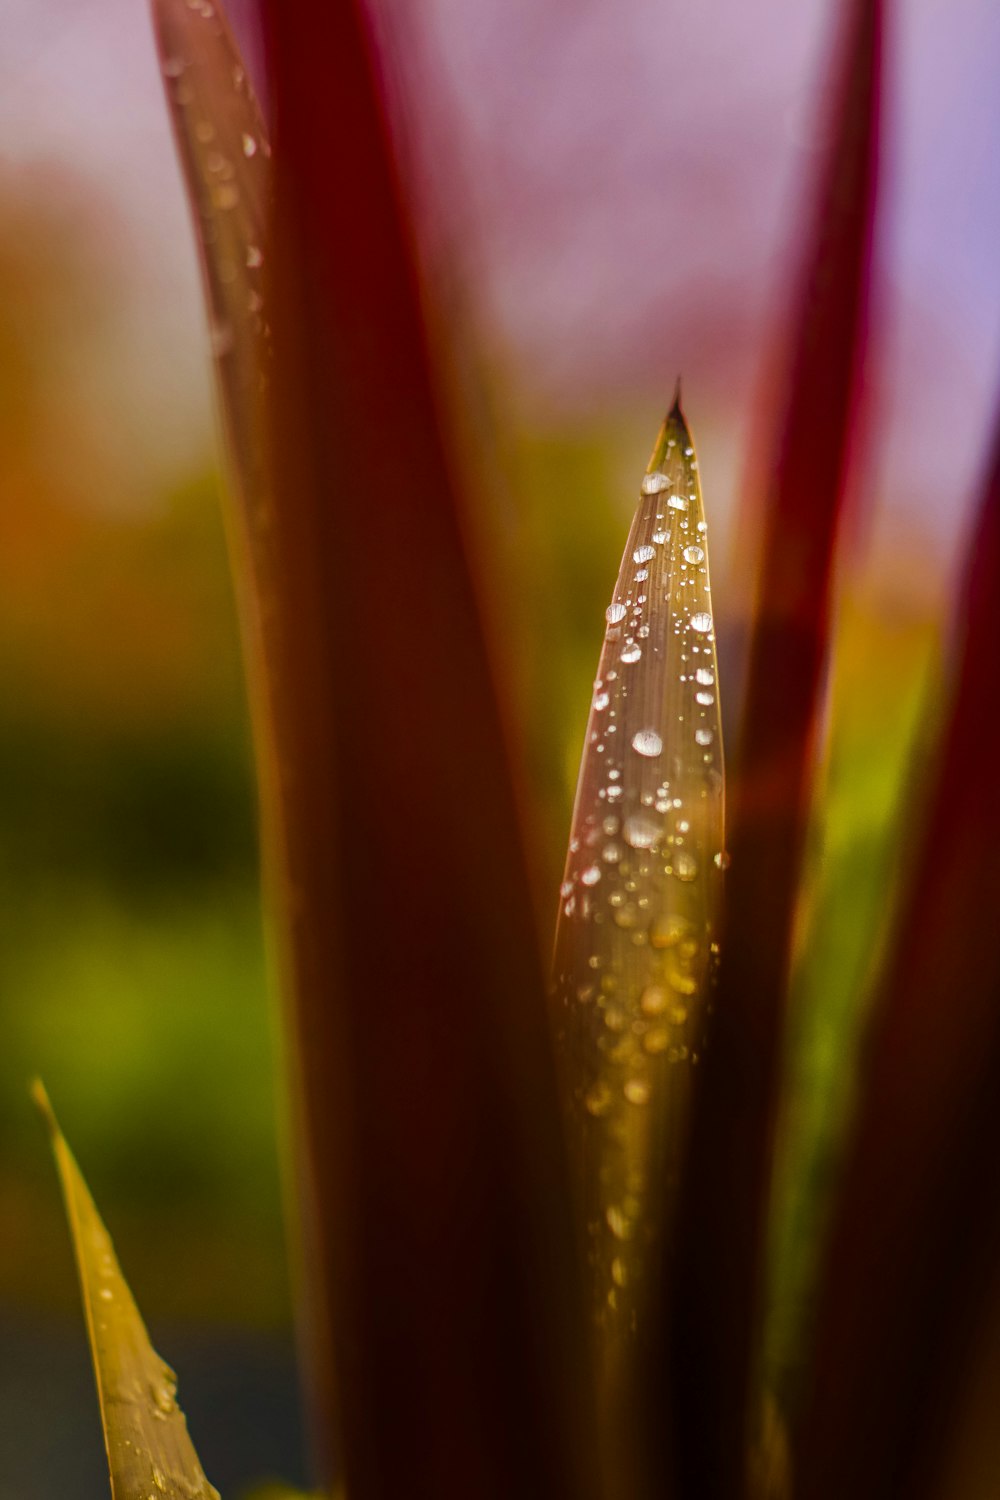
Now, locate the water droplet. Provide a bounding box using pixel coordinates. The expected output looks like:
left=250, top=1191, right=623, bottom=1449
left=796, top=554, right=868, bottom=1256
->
left=641, top=473, right=670, bottom=496
left=669, top=495, right=688, bottom=511
left=696, top=691, right=715, bottom=705
left=652, top=528, right=668, bottom=545
left=624, top=1077, right=650, bottom=1105
left=602, top=842, right=622, bottom=864
left=585, top=1081, right=611, bottom=1116
left=624, top=813, right=661, bottom=849
left=632, top=729, right=663, bottom=757
left=560, top=880, right=573, bottom=898
left=634, top=568, right=649, bottom=582
left=650, top=914, right=689, bottom=948
left=691, top=612, right=713, bottom=634
left=606, top=784, right=623, bottom=801
left=640, top=984, right=668, bottom=1015
left=673, top=851, right=698, bottom=882
left=602, top=815, right=620, bottom=835
left=242, top=132, right=258, bottom=157
left=611, top=1256, right=628, bottom=1287
left=695, top=667, right=715, bottom=685
left=246, top=244, right=264, bottom=269
left=683, top=544, right=705, bottom=564
left=152, top=1469, right=166, bottom=1493
left=593, top=691, right=609, bottom=711
left=607, top=1205, right=630, bottom=1240
left=606, top=602, right=628, bottom=625
left=684, top=446, right=694, bottom=456
left=695, top=727, right=714, bottom=746
left=697, top=520, right=707, bottom=534
left=581, top=865, right=601, bottom=887
left=714, top=850, right=731, bottom=869
left=633, top=543, right=656, bottom=564
left=210, top=320, right=234, bottom=357
left=621, top=643, right=642, bottom=664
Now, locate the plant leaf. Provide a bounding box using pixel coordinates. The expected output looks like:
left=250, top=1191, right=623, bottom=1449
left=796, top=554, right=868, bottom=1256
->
left=150, top=0, right=274, bottom=671
left=33, top=1081, right=219, bottom=1500
left=551, top=398, right=724, bottom=1312
left=797, top=401, right=1000, bottom=1499
left=240, top=6, right=601, bottom=1499
left=661, top=1, right=883, bottom=1493
left=551, top=397, right=724, bottom=1492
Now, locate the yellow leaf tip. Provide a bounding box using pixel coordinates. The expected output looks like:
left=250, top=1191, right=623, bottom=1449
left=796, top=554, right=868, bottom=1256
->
left=30, top=1078, right=57, bottom=1133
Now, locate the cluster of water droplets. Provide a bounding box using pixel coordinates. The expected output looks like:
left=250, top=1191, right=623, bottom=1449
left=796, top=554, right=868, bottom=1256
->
left=552, top=414, right=725, bottom=1333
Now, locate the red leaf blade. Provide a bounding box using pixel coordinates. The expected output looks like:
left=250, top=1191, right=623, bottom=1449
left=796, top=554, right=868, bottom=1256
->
left=658, top=4, right=883, bottom=1494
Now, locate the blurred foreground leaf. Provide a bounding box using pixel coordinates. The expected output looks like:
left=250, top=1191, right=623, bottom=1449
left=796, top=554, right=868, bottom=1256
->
left=661, top=1, right=882, bottom=1492
left=152, top=2, right=603, bottom=1497
left=799, top=399, right=1000, bottom=1498
left=34, top=1081, right=219, bottom=1500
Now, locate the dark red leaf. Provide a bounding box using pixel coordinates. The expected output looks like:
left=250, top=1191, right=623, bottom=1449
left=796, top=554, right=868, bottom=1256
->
left=655, top=3, right=883, bottom=1495
left=797, top=400, right=1000, bottom=1499
left=254, top=5, right=597, bottom=1500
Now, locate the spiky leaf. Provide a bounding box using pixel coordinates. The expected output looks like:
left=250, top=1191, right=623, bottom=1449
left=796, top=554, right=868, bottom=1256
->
left=34, top=1082, right=219, bottom=1500
left=552, top=397, right=725, bottom=1331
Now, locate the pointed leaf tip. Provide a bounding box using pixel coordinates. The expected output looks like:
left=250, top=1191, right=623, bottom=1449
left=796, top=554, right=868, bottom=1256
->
left=38, top=1087, right=220, bottom=1500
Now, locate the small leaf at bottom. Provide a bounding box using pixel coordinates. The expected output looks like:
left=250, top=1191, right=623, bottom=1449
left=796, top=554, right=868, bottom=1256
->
left=33, top=1081, right=220, bottom=1500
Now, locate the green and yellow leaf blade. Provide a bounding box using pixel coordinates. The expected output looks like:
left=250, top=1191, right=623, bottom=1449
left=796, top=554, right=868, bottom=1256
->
left=34, top=1080, right=220, bottom=1500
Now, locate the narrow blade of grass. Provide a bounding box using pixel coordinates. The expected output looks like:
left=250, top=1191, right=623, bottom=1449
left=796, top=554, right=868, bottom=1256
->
left=253, top=7, right=598, bottom=1500
left=33, top=1081, right=219, bottom=1500
left=797, top=403, right=1000, bottom=1499
left=551, top=397, right=724, bottom=1494
left=662, top=3, right=883, bottom=1494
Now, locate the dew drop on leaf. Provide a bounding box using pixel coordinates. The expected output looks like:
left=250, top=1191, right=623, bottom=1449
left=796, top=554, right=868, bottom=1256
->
left=631, top=729, right=663, bottom=757
left=624, top=813, right=661, bottom=849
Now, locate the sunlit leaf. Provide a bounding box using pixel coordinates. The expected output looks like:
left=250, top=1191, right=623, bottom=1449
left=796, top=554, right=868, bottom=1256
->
left=550, top=397, right=724, bottom=1493
left=662, top=1, right=883, bottom=1493
left=33, top=1081, right=219, bottom=1500
left=552, top=396, right=724, bottom=1324
left=798, top=401, right=1000, bottom=1499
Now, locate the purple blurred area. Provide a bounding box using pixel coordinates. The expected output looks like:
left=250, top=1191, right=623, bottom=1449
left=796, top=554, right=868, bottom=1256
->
left=1, top=0, right=997, bottom=574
